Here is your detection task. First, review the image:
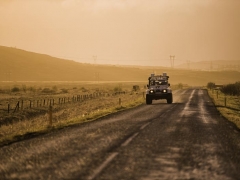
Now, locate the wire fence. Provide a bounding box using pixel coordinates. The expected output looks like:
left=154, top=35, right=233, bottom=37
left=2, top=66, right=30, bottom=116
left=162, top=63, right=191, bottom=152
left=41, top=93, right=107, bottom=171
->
left=209, top=89, right=240, bottom=110
left=0, top=91, right=127, bottom=114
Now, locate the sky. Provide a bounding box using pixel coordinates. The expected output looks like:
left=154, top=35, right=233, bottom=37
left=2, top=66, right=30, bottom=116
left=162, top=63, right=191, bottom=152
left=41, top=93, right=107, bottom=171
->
left=0, top=0, right=240, bottom=67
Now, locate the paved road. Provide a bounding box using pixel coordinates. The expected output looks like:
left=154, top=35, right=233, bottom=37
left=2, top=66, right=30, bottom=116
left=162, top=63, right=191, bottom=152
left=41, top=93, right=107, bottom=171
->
left=0, top=89, right=240, bottom=180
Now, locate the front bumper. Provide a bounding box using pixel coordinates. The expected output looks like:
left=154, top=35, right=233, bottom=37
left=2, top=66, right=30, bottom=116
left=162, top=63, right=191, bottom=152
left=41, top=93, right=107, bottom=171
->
left=146, top=92, right=170, bottom=99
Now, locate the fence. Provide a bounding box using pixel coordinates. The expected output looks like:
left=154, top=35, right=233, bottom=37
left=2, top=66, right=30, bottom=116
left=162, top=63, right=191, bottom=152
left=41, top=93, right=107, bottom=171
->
left=210, top=89, right=240, bottom=109
left=1, top=91, right=126, bottom=114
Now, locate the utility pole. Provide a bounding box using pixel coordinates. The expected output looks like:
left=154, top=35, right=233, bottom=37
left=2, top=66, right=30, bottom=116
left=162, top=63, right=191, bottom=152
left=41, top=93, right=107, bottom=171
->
left=170, top=55, right=175, bottom=68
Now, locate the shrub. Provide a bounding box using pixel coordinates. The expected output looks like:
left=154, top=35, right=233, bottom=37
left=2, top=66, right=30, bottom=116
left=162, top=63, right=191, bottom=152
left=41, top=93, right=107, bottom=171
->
left=42, top=88, right=54, bottom=93
left=80, top=87, right=88, bottom=92
left=52, top=86, right=58, bottom=92
left=61, top=88, right=68, bottom=93
left=28, top=86, right=36, bottom=93
left=207, top=82, right=215, bottom=89
left=114, top=86, right=122, bottom=92
left=220, top=82, right=240, bottom=96
left=11, top=87, right=20, bottom=92
left=132, top=85, right=140, bottom=91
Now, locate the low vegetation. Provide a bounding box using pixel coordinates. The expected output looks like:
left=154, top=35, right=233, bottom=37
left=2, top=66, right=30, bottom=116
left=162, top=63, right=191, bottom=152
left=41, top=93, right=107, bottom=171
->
left=0, top=82, right=146, bottom=146
left=220, top=82, right=240, bottom=96
left=207, top=82, right=240, bottom=129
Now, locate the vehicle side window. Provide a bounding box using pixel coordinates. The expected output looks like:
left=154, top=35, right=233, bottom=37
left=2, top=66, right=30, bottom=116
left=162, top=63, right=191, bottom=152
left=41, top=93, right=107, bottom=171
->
left=150, top=81, right=155, bottom=85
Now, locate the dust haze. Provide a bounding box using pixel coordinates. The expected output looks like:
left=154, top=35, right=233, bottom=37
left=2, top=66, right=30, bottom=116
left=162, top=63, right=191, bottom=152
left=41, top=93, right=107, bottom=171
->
left=0, top=0, right=240, bottom=66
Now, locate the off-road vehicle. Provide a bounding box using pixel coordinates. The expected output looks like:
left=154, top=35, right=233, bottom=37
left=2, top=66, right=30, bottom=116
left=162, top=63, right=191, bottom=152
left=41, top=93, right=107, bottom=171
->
left=146, top=73, right=173, bottom=104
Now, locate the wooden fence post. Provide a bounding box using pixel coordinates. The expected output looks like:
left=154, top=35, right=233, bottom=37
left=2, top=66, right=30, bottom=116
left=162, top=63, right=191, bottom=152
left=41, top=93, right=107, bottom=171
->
left=48, top=105, right=53, bottom=127
left=21, top=100, right=23, bottom=111
left=13, top=101, right=19, bottom=113
left=8, top=104, right=10, bottom=114
left=224, top=96, right=227, bottom=107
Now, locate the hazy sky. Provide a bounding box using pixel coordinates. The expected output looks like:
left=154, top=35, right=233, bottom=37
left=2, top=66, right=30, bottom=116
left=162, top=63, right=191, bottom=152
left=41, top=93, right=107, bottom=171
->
left=0, top=0, right=240, bottom=66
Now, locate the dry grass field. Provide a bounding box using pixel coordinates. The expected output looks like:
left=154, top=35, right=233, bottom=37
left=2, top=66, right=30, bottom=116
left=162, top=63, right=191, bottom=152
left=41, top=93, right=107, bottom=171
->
left=0, top=81, right=148, bottom=146
left=208, top=89, right=240, bottom=129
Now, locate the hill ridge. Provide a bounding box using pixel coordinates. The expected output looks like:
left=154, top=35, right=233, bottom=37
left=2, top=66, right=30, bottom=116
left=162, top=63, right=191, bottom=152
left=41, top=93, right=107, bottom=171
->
left=1, top=46, right=240, bottom=85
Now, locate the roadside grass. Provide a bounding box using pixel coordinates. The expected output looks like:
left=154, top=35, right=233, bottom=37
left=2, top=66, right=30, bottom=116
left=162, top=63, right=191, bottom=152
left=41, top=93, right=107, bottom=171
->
left=208, top=89, right=240, bottom=129
left=0, top=90, right=145, bottom=146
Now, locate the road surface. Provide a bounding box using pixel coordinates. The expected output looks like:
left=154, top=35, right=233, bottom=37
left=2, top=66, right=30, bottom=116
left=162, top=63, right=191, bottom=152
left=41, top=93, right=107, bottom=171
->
left=0, top=89, right=240, bottom=180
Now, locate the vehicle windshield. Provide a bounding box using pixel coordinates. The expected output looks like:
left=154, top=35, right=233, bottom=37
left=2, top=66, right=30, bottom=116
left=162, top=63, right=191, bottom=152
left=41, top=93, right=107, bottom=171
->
left=150, top=80, right=168, bottom=85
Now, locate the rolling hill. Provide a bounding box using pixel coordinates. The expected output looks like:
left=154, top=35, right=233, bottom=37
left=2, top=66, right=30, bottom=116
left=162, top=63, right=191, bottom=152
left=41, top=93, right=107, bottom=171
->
left=0, top=46, right=240, bottom=86
left=176, top=60, right=240, bottom=71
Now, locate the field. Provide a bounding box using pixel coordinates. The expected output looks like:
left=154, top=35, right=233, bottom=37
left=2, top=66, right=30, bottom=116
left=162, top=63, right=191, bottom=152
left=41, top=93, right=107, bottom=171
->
left=208, top=89, right=240, bottom=129
left=1, top=80, right=239, bottom=147
left=0, top=81, right=150, bottom=146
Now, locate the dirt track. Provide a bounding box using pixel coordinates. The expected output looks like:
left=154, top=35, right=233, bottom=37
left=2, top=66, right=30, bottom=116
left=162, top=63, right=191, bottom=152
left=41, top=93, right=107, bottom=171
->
left=0, top=89, right=240, bottom=180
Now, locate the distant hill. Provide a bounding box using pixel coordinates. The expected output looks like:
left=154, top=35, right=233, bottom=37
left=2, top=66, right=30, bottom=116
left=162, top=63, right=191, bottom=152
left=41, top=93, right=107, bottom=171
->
left=0, top=46, right=150, bottom=82
left=176, top=60, right=240, bottom=71
left=0, top=46, right=240, bottom=86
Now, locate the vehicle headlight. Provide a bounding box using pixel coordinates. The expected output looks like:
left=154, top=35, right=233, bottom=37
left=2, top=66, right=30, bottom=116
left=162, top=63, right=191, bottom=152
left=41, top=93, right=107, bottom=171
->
left=150, top=90, right=154, bottom=93
left=163, top=89, right=167, bottom=93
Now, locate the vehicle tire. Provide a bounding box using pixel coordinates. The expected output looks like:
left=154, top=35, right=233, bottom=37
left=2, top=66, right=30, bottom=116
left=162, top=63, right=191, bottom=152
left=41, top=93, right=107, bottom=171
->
left=146, top=95, right=152, bottom=104
left=167, top=93, right=173, bottom=104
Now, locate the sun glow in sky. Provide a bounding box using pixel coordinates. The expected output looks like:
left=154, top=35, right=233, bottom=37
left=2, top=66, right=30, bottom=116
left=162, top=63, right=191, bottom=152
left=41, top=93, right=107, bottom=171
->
left=0, top=0, right=240, bottom=66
